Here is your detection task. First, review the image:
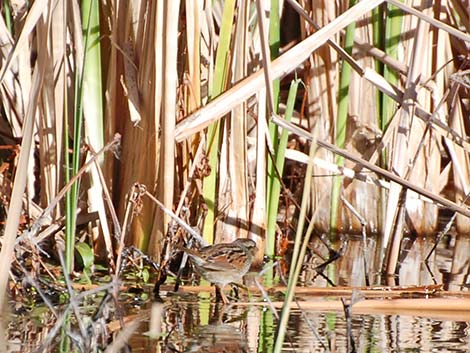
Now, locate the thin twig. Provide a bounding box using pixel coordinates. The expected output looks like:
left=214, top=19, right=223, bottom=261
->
left=142, top=184, right=206, bottom=245
left=21, top=133, right=121, bottom=241
left=87, top=142, right=122, bottom=271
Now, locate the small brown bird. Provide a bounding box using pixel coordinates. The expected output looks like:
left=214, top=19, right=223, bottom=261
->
left=178, top=238, right=257, bottom=304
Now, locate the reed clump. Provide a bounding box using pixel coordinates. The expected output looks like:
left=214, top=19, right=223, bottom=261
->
left=0, top=0, right=469, bottom=351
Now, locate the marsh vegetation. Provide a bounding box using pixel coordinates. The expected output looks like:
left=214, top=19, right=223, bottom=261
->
left=0, top=0, right=469, bottom=351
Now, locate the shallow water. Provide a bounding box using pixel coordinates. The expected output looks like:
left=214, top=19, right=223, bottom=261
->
left=5, top=232, right=470, bottom=352
left=126, top=232, right=470, bottom=353
left=126, top=298, right=470, bottom=352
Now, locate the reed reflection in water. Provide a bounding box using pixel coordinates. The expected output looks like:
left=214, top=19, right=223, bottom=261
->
left=127, top=299, right=470, bottom=352
left=128, top=231, right=470, bottom=352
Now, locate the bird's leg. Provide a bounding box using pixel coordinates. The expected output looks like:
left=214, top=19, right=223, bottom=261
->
left=153, top=267, right=167, bottom=300
left=231, top=284, right=240, bottom=299
left=215, top=286, right=222, bottom=302
left=230, top=282, right=249, bottom=300
left=215, top=285, right=230, bottom=304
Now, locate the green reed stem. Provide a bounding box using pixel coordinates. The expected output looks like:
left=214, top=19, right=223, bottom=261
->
left=273, top=136, right=317, bottom=353
left=330, top=0, right=357, bottom=237
left=65, top=0, right=95, bottom=272
left=266, top=79, right=300, bottom=254
left=266, top=0, right=281, bottom=259
left=202, top=0, right=236, bottom=244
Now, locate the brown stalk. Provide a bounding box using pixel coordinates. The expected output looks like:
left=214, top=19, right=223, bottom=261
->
left=150, top=0, right=180, bottom=256
left=383, top=13, right=432, bottom=276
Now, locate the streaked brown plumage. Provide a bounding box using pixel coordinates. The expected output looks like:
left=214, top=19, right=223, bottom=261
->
left=178, top=238, right=257, bottom=304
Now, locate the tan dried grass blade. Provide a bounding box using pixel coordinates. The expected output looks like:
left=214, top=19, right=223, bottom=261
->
left=383, top=17, right=428, bottom=275
left=149, top=0, right=181, bottom=256
left=0, top=65, right=42, bottom=310
left=250, top=89, right=268, bottom=262
left=36, top=2, right=65, bottom=210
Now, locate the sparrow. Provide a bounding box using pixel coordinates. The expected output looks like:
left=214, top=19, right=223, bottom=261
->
left=177, top=238, right=257, bottom=304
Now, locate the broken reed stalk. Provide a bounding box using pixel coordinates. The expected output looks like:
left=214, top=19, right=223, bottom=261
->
left=271, top=116, right=470, bottom=219
left=174, top=0, right=385, bottom=141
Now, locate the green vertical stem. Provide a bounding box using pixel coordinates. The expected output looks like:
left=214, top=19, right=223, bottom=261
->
left=60, top=322, right=70, bottom=353
left=372, top=5, right=384, bottom=79
left=373, top=3, right=386, bottom=255
left=65, top=0, right=94, bottom=273
left=202, top=120, right=220, bottom=245
left=372, top=4, right=384, bottom=74
left=64, top=126, right=73, bottom=274
left=265, top=0, right=280, bottom=259
left=266, top=80, right=299, bottom=252
left=81, top=0, right=104, bottom=155
left=273, top=137, right=317, bottom=353
left=202, top=0, right=236, bottom=244
left=381, top=2, right=402, bottom=133
left=378, top=1, right=403, bottom=270
left=330, top=0, right=357, bottom=237
left=372, top=4, right=384, bottom=132
left=3, top=0, right=12, bottom=33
